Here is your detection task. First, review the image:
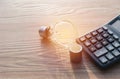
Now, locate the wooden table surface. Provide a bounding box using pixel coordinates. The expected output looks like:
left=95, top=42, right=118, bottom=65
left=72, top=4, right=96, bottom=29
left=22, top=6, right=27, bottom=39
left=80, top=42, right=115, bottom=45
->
left=0, top=0, right=120, bottom=79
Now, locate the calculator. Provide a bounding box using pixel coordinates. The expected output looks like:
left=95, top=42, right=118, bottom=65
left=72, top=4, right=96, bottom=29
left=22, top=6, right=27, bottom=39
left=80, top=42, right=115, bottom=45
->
left=76, top=15, right=120, bottom=68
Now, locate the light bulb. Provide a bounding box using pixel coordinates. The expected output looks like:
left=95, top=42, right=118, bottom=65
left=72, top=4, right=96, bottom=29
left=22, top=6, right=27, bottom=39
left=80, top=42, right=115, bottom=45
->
left=39, top=20, right=83, bottom=59
left=39, top=20, right=78, bottom=45
left=51, top=20, right=78, bottom=47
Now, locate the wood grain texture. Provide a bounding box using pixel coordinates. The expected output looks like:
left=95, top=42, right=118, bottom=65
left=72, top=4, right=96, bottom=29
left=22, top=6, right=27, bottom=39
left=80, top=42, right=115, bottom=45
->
left=0, top=0, right=120, bottom=79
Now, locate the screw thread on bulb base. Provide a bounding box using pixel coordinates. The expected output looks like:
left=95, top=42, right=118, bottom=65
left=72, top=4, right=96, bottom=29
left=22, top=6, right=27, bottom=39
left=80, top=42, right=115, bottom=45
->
left=39, top=26, right=52, bottom=39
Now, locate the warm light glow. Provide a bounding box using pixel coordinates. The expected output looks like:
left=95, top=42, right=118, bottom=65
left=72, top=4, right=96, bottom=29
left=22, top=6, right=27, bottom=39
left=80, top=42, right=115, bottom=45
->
left=52, top=20, right=78, bottom=47
left=69, top=43, right=82, bottom=53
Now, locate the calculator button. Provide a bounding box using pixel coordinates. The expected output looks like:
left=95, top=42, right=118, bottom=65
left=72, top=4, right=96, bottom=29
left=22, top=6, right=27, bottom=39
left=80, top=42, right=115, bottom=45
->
left=118, top=39, right=120, bottom=42
left=95, top=43, right=102, bottom=49
left=112, top=49, right=120, bottom=57
left=90, top=38, right=97, bottom=44
left=96, top=35, right=103, bottom=41
left=106, top=44, right=114, bottom=51
left=102, top=33, right=109, bottom=38
left=101, top=40, right=108, bottom=46
left=118, top=47, right=120, bottom=51
left=108, top=30, right=113, bottom=35
left=103, top=26, right=108, bottom=31
left=84, top=40, right=91, bottom=47
left=107, top=37, right=114, bottom=43
left=92, top=31, right=98, bottom=36
left=99, top=56, right=108, bottom=64
left=113, top=35, right=119, bottom=39
left=94, top=47, right=108, bottom=57
left=80, top=36, right=86, bottom=42
left=97, top=28, right=104, bottom=33
left=89, top=46, right=96, bottom=52
left=112, top=41, right=120, bottom=48
left=106, top=53, right=114, bottom=60
left=86, top=33, right=92, bottom=39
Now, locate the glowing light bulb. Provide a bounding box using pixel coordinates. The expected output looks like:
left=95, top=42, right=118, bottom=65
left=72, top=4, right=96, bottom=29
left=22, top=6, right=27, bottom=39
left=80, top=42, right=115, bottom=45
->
left=39, top=20, right=83, bottom=63
left=51, top=20, right=78, bottom=47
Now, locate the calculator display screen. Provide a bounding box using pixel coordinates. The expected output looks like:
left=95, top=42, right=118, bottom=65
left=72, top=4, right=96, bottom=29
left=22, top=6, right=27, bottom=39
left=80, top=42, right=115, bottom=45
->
left=111, top=20, right=120, bottom=32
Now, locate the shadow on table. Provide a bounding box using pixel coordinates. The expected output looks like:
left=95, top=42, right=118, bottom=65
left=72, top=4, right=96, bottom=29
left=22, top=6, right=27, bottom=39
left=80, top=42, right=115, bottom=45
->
left=70, top=50, right=120, bottom=79
left=82, top=52, right=120, bottom=79
left=40, top=38, right=54, bottom=47
left=71, top=56, right=90, bottom=79
left=40, top=38, right=89, bottom=79
left=40, top=38, right=120, bottom=79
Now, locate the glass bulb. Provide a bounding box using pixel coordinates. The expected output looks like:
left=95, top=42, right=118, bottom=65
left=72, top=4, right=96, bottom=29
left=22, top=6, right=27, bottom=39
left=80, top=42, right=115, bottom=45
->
left=51, top=20, right=78, bottom=48
left=39, top=20, right=83, bottom=54
left=39, top=20, right=79, bottom=47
